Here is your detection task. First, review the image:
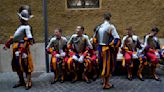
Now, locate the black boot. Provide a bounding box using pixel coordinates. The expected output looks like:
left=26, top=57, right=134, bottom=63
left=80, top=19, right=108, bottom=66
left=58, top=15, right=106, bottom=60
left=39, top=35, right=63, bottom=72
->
left=25, top=73, right=32, bottom=90
left=25, top=81, right=32, bottom=90
left=13, top=81, right=25, bottom=88
left=13, top=72, right=25, bottom=88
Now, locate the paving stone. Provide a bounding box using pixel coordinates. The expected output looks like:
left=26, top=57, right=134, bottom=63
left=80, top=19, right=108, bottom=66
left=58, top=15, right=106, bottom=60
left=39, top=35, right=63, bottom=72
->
left=0, top=67, right=164, bottom=92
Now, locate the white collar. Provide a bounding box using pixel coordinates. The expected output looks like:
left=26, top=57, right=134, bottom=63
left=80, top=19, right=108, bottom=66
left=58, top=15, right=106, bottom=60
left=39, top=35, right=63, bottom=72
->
left=104, top=20, right=110, bottom=24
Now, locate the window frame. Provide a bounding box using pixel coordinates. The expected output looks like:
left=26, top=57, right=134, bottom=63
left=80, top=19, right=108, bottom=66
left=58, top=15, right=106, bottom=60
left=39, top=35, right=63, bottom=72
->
left=65, top=0, right=102, bottom=10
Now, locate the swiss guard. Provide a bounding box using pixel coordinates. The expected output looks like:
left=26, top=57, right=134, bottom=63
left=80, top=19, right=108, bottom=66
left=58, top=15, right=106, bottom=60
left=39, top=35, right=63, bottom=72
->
left=138, top=27, right=161, bottom=81
left=46, top=28, right=68, bottom=84
left=121, top=27, right=142, bottom=80
left=93, top=12, right=121, bottom=89
left=67, top=26, right=93, bottom=83
left=3, top=5, right=34, bottom=90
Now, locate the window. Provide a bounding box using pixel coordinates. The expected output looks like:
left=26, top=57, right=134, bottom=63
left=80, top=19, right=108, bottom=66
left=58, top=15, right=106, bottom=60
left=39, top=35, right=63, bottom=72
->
left=66, top=0, right=101, bottom=9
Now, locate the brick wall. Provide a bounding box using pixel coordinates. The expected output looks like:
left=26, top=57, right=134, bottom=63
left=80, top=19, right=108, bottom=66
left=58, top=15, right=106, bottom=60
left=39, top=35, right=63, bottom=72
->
left=0, top=0, right=164, bottom=43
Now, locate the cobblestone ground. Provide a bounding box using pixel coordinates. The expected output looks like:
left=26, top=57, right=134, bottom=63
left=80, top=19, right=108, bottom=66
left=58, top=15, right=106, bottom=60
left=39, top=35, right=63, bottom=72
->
left=1, top=66, right=164, bottom=92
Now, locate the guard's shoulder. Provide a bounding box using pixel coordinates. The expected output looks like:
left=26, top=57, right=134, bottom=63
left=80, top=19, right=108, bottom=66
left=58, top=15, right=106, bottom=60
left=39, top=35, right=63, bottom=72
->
left=122, top=35, right=128, bottom=40
left=83, top=34, right=89, bottom=39
left=16, top=25, right=30, bottom=31
left=123, top=35, right=128, bottom=39
left=132, top=35, right=138, bottom=40
left=21, top=25, right=30, bottom=28
left=61, top=36, right=67, bottom=41
left=50, top=37, right=57, bottom=41
left=110, top=23, right=115, bottom=27
left=95, top=24, right=101, bottom=32
left=83, top=34, right=89, bottom=37
left=145, top=34, right=150, bottom=39
left=71, top=34, right=77, bottom=38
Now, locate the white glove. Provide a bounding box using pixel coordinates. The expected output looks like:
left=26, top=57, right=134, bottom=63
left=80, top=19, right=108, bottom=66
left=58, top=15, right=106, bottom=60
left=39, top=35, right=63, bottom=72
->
left=72, top=55, right=78, bottom=61
left=15, top=51, right=20, bottom=56
left=78, top=56, right=84, bottom=63
left=155, top=52, right=160, bottom=58
left=132, top=53, right=138, bottom=59
left=60, top=52, right=66, bottom=57
left=22, top=53, right=27, bottom=59
left=55, top=54, right=60, bottom=58
left=137, top=50, right=143, bottom=56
